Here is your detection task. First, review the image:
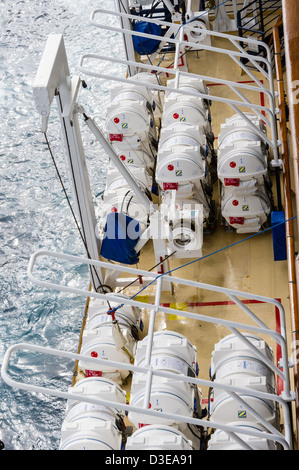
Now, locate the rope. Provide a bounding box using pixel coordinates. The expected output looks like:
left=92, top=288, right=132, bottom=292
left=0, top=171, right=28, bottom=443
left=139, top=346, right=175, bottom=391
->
left=116, top=250, right=177, bottom=294
left=43, top=130, right=112, bottom=309
left=109, top=215, right=297, bottom=315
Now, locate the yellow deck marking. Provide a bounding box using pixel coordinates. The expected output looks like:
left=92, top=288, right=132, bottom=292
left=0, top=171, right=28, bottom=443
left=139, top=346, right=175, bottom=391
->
left=135, top=295, right=149, bottom=303
left=169, top=302, right=187, bottom=320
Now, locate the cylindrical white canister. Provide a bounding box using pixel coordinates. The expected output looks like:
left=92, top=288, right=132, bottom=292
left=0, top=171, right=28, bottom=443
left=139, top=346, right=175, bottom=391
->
left=134, top=331, right=198, bottom=376
left=125, top=424, right=193, bottom=450
left=63, top=376, right=126, bottom=423
left=59, top=416, right=122, bottom=450
left=128, top=375, right=195, bottom=427
left=207, top=421, right=278, bottom=450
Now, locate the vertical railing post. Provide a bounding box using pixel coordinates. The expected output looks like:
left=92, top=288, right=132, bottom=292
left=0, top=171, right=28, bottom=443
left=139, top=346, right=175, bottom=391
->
left=142, top=276, right=163, bottom=411
left=115, top=0, right=137, bottom=76
left=258, top=0, right=265, bottom=34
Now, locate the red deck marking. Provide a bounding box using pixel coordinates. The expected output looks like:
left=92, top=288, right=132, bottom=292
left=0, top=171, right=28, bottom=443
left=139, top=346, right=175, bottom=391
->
left=165, top=54, right=185, bottom=77
left=161, top=299, right=266, bottom=308
left=260, top=86, right=266, bottom=121
left=205, top=79, right=266, bottom=119
left=206, top=80, right=257, bottom=87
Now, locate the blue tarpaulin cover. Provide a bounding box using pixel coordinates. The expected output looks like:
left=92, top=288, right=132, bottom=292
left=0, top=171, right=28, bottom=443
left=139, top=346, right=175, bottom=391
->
left=100, top=212, right=141, bottom=265
left=271, top=211, right=287, bottom=261
left=133, top=21, right=162, bottom=55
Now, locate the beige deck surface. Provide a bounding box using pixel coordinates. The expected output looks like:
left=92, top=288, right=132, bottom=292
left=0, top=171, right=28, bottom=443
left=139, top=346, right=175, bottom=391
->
left=75, top=14, right=297, bottom=444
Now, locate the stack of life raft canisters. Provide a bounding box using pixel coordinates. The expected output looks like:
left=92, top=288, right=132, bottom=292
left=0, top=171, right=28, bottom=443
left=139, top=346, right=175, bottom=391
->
left=217, top=113, right=273, bottom=234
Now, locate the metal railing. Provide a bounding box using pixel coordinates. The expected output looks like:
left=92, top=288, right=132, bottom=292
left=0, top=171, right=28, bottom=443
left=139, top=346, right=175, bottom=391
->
left=237, top=0, right=282, bottom=59
left=1, top=249, right=295, bottom=449
left=78, top=8, right=281, bottom=167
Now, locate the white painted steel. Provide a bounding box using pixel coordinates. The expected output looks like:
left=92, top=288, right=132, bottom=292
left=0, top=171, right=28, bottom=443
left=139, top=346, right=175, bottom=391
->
left=1, top=341, right=291, bottom=450
left=82, top=7, right=280, bottom=165
left=25, top=249, right=290, bottom=391
left=1, top=250, right=294, bottom=449
left=1, top=250, right=292, bottom=445
left=33, top=34, right=104, bottom=289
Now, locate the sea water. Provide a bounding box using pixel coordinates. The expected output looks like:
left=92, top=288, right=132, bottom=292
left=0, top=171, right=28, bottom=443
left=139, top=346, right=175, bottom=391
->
left=0, top=0, right=123, bottom=450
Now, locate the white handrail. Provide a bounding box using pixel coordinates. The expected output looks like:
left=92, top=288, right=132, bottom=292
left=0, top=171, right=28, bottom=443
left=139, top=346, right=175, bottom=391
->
left=0, top=342, right=292, bottom=449
left=26, top=250, right=290, bottom=393
left=90, top=7, right=272, bottom=58
left=78, top=53, right=276, bottom=150
left=1, top=248, right=294, bottom=449
left=79, top=7, right=280, bottom=165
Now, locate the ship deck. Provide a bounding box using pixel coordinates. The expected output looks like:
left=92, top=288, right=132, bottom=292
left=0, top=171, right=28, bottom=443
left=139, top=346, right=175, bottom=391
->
left=74, top=11, right=298, bottom=446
